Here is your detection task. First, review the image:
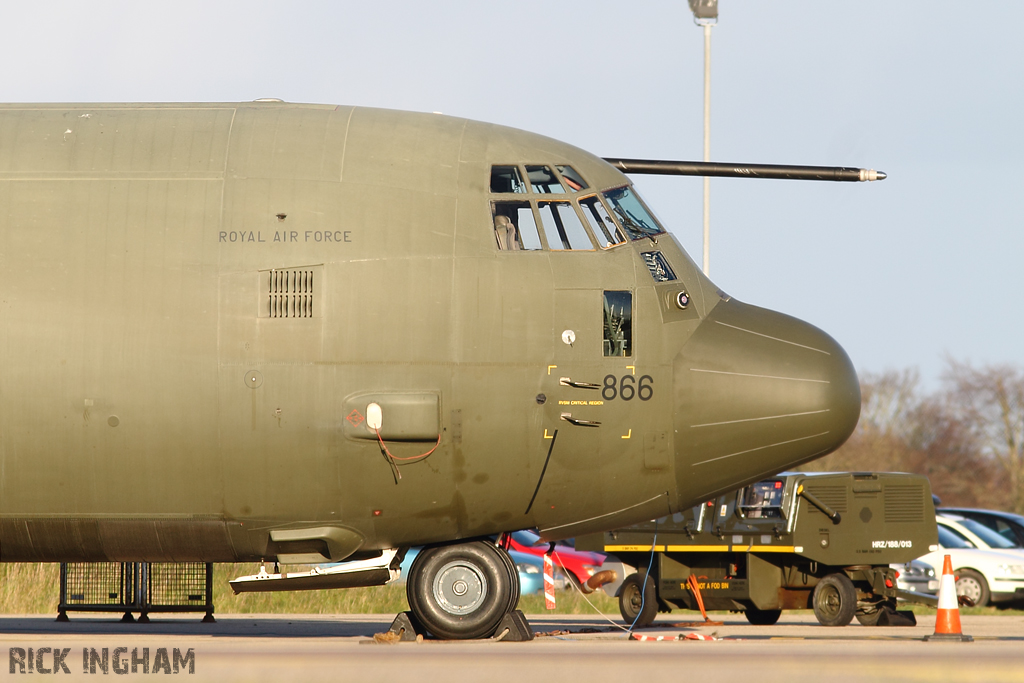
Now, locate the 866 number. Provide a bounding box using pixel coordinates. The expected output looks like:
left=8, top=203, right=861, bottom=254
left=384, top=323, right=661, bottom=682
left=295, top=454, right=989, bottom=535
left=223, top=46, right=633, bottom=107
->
left=602, top=374, right=653, bottom=401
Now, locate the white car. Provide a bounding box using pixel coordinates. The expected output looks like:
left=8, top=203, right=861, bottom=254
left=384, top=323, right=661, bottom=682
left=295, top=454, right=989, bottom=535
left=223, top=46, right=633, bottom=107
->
left=913, top=516, right=1024, bottom=607
left=938, top=514, right=1024, bottom=556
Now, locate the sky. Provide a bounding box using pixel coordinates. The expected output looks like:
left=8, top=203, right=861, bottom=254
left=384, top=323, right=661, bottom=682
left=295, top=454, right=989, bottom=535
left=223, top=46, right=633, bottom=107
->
left=1, top=1, right=1021, bottom=388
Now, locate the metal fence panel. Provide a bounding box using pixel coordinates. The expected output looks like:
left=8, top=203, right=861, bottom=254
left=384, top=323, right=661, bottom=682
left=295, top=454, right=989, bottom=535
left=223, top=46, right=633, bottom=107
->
left=58, top=562, right=214, bottom=621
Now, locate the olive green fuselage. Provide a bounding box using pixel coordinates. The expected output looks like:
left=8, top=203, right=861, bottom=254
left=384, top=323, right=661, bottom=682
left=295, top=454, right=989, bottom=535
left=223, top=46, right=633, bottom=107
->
left=0, top=103, right=860, bottom=563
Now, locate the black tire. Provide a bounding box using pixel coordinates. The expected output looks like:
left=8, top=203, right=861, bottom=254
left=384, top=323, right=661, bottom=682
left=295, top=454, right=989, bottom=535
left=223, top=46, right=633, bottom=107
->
left=855, top=599, right=896, bottom=626
left=955, top=568, right=990, bottom=607
left=812, top=573, right=857, bottom=627
left=494, top=545, right=521, bottom=615
left=618, top=572, right=658, bottom=628
left=406, top=541, right=513, bottom=640
left=745, top=606, right=782, bottom=625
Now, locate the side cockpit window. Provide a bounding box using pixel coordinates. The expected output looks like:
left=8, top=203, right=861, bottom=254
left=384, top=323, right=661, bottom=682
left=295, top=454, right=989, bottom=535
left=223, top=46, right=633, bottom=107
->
left=538, top=200, right=592, bottom=250
left=492, top=201, right=543, bottom=250
left=525, top=165, right=565, bottom=193
left=557, top=165, right=588, bottom=192
left=490, top=166, right=527, bottom=194
left=579, top=195, right=625, bottom=247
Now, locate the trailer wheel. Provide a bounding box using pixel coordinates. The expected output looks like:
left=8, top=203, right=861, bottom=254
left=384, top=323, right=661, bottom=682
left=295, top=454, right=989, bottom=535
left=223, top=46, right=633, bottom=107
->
left=744, top=606, right=782, bottom=625
left=406, top=541, right=515, bottom=639
left=618, top=572, right=658, bottom=628
left=812, top=573, right=856, bottom=626
left=955, top=568, right=989, bottom=607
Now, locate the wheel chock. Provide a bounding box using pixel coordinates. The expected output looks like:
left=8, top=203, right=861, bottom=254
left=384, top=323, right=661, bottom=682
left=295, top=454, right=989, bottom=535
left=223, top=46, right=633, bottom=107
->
left=876, top=609, right=916, bottom=627
left=383, top=611, right=425, bottom=642
left=491, top=610, right=534, bottom=642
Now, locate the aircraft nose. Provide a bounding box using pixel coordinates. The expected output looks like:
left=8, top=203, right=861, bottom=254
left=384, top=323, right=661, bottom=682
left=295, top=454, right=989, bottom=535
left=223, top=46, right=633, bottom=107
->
left=673, top=298, right=860, bottom=498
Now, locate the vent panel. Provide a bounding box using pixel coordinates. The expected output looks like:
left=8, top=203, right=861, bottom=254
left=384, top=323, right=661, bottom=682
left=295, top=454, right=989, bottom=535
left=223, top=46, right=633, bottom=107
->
left=884, top=484, right=925, bottom=523
left=804, top=485, right=848, bottom=513
left=260, top=267, right=322, bottom=319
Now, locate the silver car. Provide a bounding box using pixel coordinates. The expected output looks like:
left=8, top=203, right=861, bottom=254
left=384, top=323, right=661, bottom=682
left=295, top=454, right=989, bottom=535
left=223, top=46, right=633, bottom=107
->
left=891, top=559, right=939, bottom=595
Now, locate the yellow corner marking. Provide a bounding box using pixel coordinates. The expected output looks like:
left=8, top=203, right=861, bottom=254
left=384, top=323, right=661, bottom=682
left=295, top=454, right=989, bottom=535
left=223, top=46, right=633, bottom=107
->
left=621, top=429, right=632, bottom=439
left=543, top=429, right=554, bottom=440
left=626, top=365, right=635, bottom=375
left=547, top=365, right=557, bottom=375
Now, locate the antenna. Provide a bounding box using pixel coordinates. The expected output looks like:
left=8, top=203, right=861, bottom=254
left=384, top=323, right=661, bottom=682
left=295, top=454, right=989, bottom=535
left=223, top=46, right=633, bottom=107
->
left=603, top=158, right=887, bottom=182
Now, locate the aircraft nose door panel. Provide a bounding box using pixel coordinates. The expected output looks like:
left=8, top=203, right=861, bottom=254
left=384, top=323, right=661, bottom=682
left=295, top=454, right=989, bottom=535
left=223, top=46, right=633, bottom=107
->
left=530, top=289, right=655, bottom=532
left=672, top=298, right=860, bottom=505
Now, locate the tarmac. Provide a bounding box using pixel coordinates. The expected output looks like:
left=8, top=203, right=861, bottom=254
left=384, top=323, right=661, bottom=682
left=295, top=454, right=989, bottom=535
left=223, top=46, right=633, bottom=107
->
left=1, top=611, right=1022, bottom=682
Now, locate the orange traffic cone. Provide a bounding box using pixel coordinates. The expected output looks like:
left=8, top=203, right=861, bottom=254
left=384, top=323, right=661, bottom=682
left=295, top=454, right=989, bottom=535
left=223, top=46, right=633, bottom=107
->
left=924, top=554, right=973, bottom=642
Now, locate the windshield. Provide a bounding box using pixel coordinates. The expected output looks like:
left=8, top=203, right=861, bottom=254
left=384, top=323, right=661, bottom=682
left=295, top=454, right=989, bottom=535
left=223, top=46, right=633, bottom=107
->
left=957, top=518, right=1018, bottom=549
left=601, top=186, right=665, bottom=240
left=937, top=524, right=973, bottom=549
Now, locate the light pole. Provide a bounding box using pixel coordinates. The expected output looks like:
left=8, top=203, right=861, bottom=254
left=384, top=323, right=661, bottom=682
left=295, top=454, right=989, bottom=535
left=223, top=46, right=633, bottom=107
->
left=689, top=0, right=718, bottom=276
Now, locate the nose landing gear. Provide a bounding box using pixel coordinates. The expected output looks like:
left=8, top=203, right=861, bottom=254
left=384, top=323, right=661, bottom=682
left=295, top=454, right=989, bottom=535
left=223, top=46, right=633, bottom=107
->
left=404, top=540, right=527, bottom=640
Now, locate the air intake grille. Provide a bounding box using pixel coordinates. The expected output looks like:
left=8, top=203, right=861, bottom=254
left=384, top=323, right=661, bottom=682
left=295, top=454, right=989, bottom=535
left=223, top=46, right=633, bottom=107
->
left=884, top=484, right=925, bottom=523
left=804, top=485, right=847, bottom=514
left=265, top=268, right=315, bottom=318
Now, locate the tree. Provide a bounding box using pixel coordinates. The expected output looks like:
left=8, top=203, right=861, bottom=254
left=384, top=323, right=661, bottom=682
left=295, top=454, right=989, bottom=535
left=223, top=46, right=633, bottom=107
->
left=943, top=360, right=1024, bottom=513
left=859, top=368, right=921, bottom=438
left=808, top=367, right=1000, bottom=509
left=810, top=369, right=922, bottom=474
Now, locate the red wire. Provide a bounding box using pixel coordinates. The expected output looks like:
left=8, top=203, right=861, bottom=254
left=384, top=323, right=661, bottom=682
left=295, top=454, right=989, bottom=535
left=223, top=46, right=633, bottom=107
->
left=375, top=429, right=441, bottom=462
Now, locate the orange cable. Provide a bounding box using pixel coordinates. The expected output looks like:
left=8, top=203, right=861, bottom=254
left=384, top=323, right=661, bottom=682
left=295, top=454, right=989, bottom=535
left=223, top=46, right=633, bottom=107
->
left=375, top=430, right=442, bottom=462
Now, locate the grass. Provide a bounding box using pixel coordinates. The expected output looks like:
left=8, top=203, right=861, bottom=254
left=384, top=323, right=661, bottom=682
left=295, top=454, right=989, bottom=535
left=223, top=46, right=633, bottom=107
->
left=2, top=562, right=1021, bottom=618
left=0, top=563, right=60, bottom=614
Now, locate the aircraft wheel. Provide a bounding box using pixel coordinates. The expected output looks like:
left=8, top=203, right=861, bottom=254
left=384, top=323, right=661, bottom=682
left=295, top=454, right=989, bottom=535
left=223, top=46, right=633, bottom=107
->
left=494, top=544, right=521, bottom=615
left=812, top=573, right=856, bottom=626
left=618, top=572, right=657, bottom=628
left=955, top=569, right=990, bottom=607
left=406, top=541, right=513, bottom=640
left=744, top=606, right=782, bottom=625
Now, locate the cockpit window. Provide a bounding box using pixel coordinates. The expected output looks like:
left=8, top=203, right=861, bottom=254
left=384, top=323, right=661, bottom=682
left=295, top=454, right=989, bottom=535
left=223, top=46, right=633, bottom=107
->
left=490, top=165, right=527, bottom=194
left=556, top=165, right=588, bottom=192
left=525, top=165, right=566, bottom=194
left=489, top=164, right=643, bottom=252
left=537, top=200, right=593, bottom=250
left=603, top=291, right=632, bottom=357
left=579, top=195, right=625, bottom=248
left=492, top=201, right=543, bottom=250
left=602, top=186, right=665, bottom=240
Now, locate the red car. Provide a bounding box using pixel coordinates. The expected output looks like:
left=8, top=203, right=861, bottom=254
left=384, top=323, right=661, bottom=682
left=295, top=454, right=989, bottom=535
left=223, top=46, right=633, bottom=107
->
left=506, top=530, right=606, bottom=586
